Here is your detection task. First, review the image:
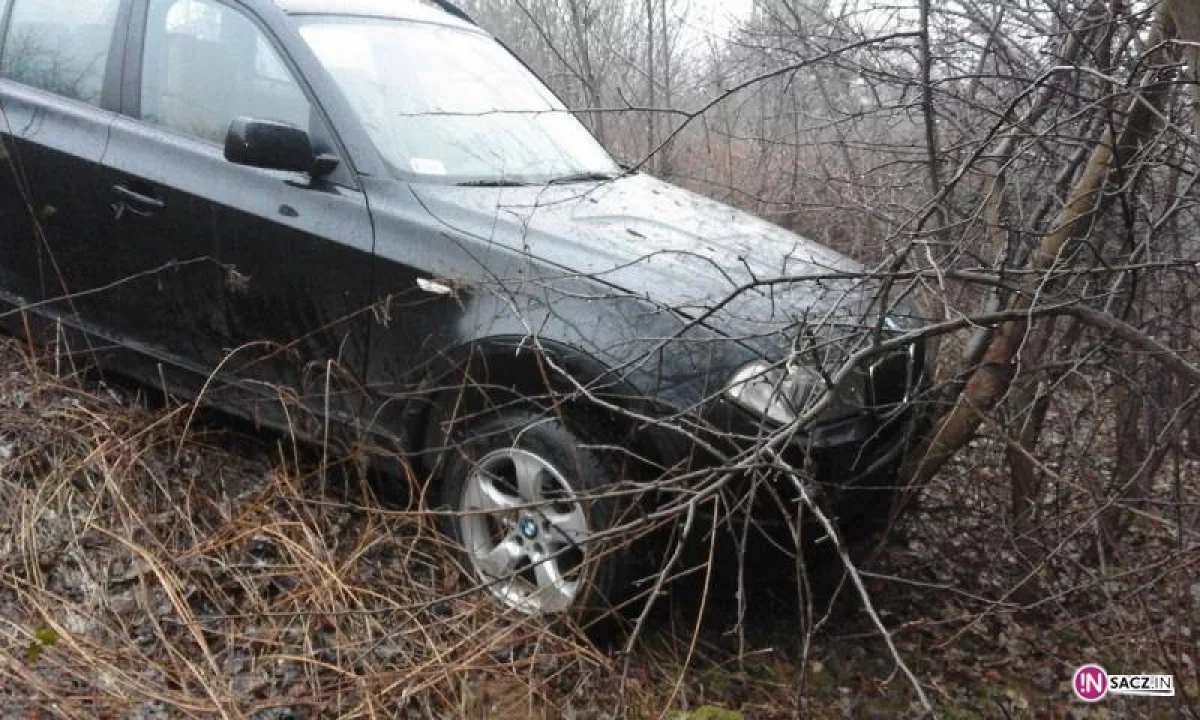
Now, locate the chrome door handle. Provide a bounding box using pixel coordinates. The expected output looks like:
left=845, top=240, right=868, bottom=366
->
left=112, top=184, right=165, bottom=218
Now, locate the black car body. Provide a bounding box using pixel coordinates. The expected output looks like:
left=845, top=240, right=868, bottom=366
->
left=0, top=0, right=928, bottom=617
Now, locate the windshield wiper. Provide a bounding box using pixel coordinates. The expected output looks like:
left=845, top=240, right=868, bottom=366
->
left=547, top=172, right=620, bottom=185
left=456, top=179, right=531, bottom=187
left=455, top=173, right=619, bottom=187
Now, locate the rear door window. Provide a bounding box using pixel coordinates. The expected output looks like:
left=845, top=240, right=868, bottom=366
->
left=139, top=0, right=310, bottom=144
left=0, top=0, right=122, bottom=106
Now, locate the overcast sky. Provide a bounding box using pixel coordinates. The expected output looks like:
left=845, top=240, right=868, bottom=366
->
left=675, top=0, right=753, bottom=46
left=678, top=0, right=917, bottom=41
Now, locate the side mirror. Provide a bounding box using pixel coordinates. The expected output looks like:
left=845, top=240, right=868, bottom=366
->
left=224, top=117, right=337, bottom=177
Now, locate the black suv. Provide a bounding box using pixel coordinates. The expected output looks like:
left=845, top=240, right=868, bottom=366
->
left=0, top=0, right=928, bottom=618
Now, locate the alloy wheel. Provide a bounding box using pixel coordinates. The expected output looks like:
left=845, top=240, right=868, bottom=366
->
left=458, top=447, right=592, bottom=614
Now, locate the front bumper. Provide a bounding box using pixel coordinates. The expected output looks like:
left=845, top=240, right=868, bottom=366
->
left=652, top=339, right=933, bottom=538
left=701, top=394, right=923, bottom=487
left=680, top=398, right=925, bottom=549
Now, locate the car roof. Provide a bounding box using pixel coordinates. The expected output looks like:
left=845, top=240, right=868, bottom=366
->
left=273, top=0, right=477, bottom=30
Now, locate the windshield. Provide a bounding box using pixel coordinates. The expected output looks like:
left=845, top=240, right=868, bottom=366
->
left=296, top=16, right=619, bottom=185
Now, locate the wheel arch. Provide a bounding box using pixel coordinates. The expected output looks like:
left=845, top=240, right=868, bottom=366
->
left=412, top=335, right=680, bottom=477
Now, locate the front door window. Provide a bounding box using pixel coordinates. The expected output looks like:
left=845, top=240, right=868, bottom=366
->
left=140, top=0, right=310, bottom=144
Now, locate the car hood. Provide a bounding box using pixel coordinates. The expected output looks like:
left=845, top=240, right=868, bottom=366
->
left=410, top=173, right=882, bottom=346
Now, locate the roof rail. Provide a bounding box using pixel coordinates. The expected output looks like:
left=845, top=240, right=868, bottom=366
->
left=425, top=0, right=475, bottom=25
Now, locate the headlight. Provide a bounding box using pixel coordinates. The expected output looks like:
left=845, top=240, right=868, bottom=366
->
left=724, top=361, right=824, bottom=425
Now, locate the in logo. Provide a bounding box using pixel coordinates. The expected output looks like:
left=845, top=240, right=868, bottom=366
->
left=1074, top=664, right=1108, bottom=702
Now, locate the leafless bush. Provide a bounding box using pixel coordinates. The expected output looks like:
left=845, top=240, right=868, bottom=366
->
left=453, top=0, right=1200, bottom=714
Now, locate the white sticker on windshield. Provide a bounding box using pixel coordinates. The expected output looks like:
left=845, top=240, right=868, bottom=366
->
left=410, top=158, right=447, bottom=175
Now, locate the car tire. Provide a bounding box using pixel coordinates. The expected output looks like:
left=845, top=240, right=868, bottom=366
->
left=430, top=405, right=638, bottom=625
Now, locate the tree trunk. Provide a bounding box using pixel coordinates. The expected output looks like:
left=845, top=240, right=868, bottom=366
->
left=899, top=7, right=1182, bottom=489
left=645, top=0, right=656, bottom=172
left=566, top=0, right=607, bottom=144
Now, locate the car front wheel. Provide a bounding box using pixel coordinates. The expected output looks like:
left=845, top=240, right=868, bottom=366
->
left=434, top=408, right=635, bottom=621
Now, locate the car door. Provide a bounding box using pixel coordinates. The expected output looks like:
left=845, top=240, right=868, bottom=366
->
left=0, top=0, right=131, bottom=344
left=100, top=0, right=375, bottom=428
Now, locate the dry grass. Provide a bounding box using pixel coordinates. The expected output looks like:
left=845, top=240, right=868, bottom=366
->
left=0, top=336, right=1196, bottom=719
left=0, top=338, right=624, bottom=718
